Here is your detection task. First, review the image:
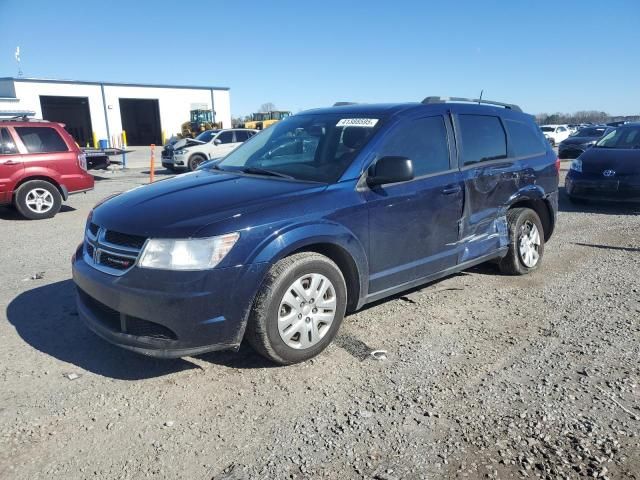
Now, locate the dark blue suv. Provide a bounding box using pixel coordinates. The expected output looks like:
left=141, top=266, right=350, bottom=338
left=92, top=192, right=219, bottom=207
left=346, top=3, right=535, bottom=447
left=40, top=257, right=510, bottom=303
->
left=72, top=97, right=559, bottom=364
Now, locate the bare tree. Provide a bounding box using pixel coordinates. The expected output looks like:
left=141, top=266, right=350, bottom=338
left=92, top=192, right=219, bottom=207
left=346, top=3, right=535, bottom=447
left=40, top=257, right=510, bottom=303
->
left=259, top=102, right=276, bottom=113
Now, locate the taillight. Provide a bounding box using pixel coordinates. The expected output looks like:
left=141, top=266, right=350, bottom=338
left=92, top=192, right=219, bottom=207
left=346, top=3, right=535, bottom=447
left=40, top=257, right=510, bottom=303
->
left=78, top=153, right=87, bottom=171
left=555, top=157, right=560, bottom=173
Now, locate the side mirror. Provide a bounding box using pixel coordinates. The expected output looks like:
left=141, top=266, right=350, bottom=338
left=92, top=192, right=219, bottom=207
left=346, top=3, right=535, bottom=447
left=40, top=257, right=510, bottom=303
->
left=367, top=156, right=414, bottom=187
left=213, top=139, right=222, bottom=145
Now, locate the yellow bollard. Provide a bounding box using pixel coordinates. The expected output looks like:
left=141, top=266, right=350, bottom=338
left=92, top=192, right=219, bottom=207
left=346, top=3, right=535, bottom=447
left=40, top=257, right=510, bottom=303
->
left=92, top=132, right=98, bottom=149
left=150, top=144, right=155, bottom=183
left=161, top=130, right=166, bottom=145
left=122, top=130, right=128, bottom=148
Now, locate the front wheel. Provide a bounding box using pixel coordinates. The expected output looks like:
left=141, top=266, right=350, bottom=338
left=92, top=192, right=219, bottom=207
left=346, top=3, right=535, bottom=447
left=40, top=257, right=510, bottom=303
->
left=499, top=208, right=545, bottom=275
left=14, top=180, right=62, bottom=220
left=188, top=154, right=207, bottom=171
left=245, top=252, right=347, bottom=365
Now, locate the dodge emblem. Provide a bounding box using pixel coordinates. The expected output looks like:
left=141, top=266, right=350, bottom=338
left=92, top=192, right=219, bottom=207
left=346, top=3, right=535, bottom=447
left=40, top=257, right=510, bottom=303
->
left=603, top=170, right=616, bottom=177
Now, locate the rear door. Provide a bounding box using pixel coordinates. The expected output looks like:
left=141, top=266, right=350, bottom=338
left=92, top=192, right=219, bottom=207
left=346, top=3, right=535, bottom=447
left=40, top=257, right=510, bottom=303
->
left=0, top=127, right=23, bottom=204
left=454, top=111, right=515, bottom=262
left=365, top=114, right=463, bottom=294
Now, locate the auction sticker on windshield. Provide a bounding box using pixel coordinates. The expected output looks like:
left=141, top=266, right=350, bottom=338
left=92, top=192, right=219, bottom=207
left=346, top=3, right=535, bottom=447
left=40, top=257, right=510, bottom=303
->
left=336, top=118, right=379, bottom=127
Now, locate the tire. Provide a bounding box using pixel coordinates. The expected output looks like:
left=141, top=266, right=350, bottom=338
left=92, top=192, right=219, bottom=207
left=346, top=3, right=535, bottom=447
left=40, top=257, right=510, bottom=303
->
left=498, top=208, right=545, bottom=275
left=188, top=154, right=207, bottom=171
left=245, top=252, right=347, bottom=365
left=14, top=180, right=62, bottom=220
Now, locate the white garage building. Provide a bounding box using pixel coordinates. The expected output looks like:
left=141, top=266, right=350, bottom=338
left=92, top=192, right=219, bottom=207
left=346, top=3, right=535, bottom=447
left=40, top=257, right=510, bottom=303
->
left=0, top=77, right=231, bottom=146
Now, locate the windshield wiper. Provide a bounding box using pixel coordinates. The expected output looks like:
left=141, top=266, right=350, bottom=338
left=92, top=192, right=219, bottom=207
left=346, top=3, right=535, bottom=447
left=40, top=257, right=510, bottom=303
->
left=237, top=166, right=295, bottom=179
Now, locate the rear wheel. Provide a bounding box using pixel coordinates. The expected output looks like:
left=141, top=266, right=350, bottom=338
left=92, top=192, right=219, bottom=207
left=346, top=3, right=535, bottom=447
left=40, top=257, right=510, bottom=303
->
left=188, top=154, right=207, bottom=171
left=245, top=252, right=347, bottom=365
left=499, top=208, right=545, bottom=275
left=14, top=180, right=62, bottom=220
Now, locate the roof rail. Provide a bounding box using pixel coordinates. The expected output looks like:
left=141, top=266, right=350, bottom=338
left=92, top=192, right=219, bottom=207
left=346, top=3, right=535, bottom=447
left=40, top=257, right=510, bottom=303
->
left=0, top=110, right=36, bottom=120
left=421, top=96, right=522, bottom=112
left=333, top=102, right=358, bottom=107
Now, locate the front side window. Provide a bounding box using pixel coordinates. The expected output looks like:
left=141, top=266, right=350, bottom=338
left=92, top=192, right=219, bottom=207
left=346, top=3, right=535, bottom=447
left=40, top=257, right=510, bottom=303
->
left=215, top=114, right=380, bottom=183
left=0, top=128, right=18, bottom=155
left=504, top=119, right=546, bottom=157
left=540, top=126, right=554, bottom=132
left=15, top=127, right=68, bottom=153
left=377, top=116, right=450, bottom=177
left=458, top=115, right=507, bottom=165
left=216, top=131, right=234, bottom=144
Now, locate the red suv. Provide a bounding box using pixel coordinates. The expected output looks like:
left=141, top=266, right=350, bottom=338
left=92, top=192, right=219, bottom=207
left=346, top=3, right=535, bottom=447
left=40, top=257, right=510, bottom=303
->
left=0, top=119, right=94, bottom=219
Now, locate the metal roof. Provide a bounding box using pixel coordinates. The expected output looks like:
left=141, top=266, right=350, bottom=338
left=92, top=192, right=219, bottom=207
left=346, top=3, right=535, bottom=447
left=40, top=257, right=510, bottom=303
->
left=0, top=77, right=230, bottom=91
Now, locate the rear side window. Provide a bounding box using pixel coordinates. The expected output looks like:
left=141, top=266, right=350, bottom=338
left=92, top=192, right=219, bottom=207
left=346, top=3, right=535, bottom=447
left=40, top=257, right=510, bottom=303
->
left=458, top=115, right=507, bottom=166
left=504, top=119, right=546, bottom=157
left=0, top=128, right=18, bottom=154
left=234, top=130, right=249, bottom=142
left=216, top=131, right=234, bottom=144
left=15, top=127, right=68, bottom=153
left=378, top=116, right=450, bottom=176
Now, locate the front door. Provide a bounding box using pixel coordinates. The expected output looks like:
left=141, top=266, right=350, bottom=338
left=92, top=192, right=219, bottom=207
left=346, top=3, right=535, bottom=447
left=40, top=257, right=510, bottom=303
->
left=365, top=114, right=463, bottom=295
left=0, top=127, right=23, bottom=204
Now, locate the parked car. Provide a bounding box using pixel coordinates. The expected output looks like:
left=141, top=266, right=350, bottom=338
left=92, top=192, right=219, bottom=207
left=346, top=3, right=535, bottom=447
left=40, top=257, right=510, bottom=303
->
left=73, top=97, right=559, bottom=364
left=540, top=124, right=571, bottom=146
left=558, top=126, right=611, bottom=159
left=565, top=123, right=640, bottom=203
left=0, top=119, right=94, bottom=219
left=161, top=128, right=257, bottom=171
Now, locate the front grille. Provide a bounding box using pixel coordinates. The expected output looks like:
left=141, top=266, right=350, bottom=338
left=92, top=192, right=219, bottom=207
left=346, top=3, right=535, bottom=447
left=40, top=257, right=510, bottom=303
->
left=78, top=289, right=177, bottom=341
left=104, top=230, right=147, bottom=249
left=84, top=224, right=147, bottom=276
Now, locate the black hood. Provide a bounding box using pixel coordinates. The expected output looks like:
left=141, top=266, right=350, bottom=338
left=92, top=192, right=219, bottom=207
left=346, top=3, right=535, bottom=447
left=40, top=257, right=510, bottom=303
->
left=92, top=171, right=326, bottom=238
left=561, top=136, right=600, bottom=145
left=579, top=147, right=640, bottom=176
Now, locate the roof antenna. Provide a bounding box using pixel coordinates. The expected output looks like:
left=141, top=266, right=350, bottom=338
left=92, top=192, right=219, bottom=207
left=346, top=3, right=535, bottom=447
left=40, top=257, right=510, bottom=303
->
left=478, top=89, right=483, bottom=104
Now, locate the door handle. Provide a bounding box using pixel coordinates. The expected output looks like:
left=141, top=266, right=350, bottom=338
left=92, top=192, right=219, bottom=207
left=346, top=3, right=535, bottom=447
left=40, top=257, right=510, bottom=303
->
left=1, top=160, right=20, bottom=166
left=441, top=184, right=462, bottom=195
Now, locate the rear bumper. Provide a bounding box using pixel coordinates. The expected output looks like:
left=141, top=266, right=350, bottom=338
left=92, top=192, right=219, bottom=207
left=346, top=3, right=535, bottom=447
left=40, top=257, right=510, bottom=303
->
left=565, top=175, right=640, bottom=202
left=558, top=144, right=587, bottom=159
left=72, top=249, right=268, bottom=358
left=63, top=173, right=95, bottom=198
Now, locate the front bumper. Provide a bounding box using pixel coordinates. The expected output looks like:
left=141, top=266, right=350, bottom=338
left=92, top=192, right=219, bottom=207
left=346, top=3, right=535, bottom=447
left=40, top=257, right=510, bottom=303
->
left=162, top=155, right=187, bottom=170
left=72, top=250, right=268, bottom=358
left=565, top=174, right=640, bottom=202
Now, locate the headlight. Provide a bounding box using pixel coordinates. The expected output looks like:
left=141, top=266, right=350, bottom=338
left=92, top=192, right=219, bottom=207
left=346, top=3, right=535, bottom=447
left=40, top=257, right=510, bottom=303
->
left=138, top=233, right=239, bottom=270
left=570, top=159, right=582, bottom=173
left=174, top=149, right=188, bottom=155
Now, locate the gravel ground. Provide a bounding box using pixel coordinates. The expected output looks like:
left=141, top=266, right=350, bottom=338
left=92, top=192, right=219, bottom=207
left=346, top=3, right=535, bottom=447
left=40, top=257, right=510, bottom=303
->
left=0, top=163, right=639, bottom=480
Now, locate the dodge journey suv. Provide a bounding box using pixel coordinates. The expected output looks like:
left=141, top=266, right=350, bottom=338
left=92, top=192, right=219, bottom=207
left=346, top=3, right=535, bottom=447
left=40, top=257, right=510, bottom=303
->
left=73, top=97, right=559, bottom=365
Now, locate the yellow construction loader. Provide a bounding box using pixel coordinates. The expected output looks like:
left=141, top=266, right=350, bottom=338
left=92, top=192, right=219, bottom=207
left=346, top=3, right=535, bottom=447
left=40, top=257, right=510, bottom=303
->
left=244, top=110, right=291, bottom=130
left=180, top=109, right=222, bottom=138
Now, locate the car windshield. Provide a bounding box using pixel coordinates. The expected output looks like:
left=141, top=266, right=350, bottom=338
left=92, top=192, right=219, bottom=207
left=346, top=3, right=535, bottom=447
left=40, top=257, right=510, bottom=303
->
left=573, top=127, right=606, bottom=137
left=540, top=126, right=554, bottom=132
left=596, top=126, right=640, bottom=149
left=212, top=114, right=381, bottom=183
left=195, top=130, right=218, bottom=143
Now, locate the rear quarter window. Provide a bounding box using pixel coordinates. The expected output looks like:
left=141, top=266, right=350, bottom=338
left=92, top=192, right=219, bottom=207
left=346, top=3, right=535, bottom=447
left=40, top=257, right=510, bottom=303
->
left=504, top=119, right=546, bottom=157
left=15, top=126, right=69, bottom=153
left=458, top=115, right=507, bottom=166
